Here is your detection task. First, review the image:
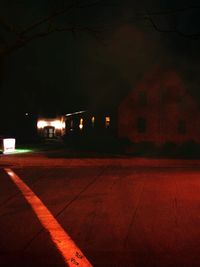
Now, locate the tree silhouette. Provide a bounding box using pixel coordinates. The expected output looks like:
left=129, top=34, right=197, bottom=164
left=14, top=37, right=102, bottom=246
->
left=0, top=0, right=108, bottom=57
left=0, top=0, right=111, bottom=133
left=131, top=5, right=200, bottom=39
left=0, top=1, right=199, bottom=135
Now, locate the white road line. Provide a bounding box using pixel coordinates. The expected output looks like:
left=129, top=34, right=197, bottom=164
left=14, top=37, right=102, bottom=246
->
left=4, top=168, right=93, bottom=267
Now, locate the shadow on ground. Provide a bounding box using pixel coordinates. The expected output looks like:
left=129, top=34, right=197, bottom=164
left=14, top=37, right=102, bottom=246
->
left=17, top=139, right=200, bottom=160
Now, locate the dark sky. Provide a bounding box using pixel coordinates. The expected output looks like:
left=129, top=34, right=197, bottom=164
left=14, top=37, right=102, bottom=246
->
left=1, top=0, right=200, bottom=119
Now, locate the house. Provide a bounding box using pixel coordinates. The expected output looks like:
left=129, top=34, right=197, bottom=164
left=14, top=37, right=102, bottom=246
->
left=37, top=116, right=66, bottom=139
left=37, top=110, right=115, bottom=141
left=37, top=68, right=200, bottom=147
left=64, top=110, right=116, bottom=138
left=118, top=69, right=200, bottom=145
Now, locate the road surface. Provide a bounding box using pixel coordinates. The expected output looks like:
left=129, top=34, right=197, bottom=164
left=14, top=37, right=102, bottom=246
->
left=1, top=150, right=200, bottom=266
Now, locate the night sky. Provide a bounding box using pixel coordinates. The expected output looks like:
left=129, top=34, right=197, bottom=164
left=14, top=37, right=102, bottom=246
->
left=1, top=0, right=200, bottom=131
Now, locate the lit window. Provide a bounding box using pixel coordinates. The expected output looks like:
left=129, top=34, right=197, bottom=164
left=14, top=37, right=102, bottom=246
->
left=105, top=116, right=110, bottom=128
left=91, top=116, right=95, bottom=126
left=79, top=118, right=83, bottom=130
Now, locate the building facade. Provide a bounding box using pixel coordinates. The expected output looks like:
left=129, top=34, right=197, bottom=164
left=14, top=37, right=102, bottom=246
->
left=37, top=111, right=115, bottom=140
left=118, top=69, right=200, bottom=145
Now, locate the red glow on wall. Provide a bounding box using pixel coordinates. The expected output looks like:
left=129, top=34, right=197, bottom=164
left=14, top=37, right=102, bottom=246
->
left=118, top=67, right=200, bottom=144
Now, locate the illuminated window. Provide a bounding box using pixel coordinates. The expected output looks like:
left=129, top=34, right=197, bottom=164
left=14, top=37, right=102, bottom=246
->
left=91, top=116, right=95, bottom=127
left=79, top=118, right=83, bottom=130
left=105, top=116, right=110, bottom=128
left=137, top=117, right=146, bottom=133
left=178, top=120, right=186, bottom=134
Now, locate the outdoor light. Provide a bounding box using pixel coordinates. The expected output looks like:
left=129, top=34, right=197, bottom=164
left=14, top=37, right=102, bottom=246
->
left=37, top=120, right=47, bottom=129
left=51, top=120, right=62, bottom=129
left=51, top=120, right=65, bottom=130
left=37, top=119, right=65, bottom=130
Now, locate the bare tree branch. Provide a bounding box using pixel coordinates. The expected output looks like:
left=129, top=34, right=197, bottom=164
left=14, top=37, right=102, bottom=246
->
left=0, top=0, right=109, bottom=56
left=19, top=0, right=105, bottom=36
left=19, top=3, right=75, bottom=35
left=136, top=15, right=200, bottom=40
left=5, top=0, right=200, bottom=57
left=136, top=6, right=200, bottom=16
left=0, top=0, right=105, bottom=36
left=2, top=24, right=105, bottom=55
left=128, top=5, right=200, bottom=39
left=28, top=25, right=103, bottom=41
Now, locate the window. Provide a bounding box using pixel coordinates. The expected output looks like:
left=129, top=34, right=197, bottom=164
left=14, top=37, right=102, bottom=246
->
left=178, top=120, right=186, bottom=134
left=91, top=116, right=95, bottom=127
left=105, top=116, right=111, bottom=128
left=138, top=91, right=147, bottom=106
left=79, top=118, right=83, bottom=130
left=137, top=118, right=146, bottom=133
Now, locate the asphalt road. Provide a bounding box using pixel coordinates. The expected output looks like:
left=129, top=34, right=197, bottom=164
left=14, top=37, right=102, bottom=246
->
left=1, top=150, right=200, bottom=266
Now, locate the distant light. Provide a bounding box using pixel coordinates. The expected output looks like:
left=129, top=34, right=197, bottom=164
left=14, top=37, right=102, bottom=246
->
left=79, top=118, right=84, bottom=130
left=25, top=113, right=29, bottom=116
left=37, top=120, right=47, bottom=129
left=105, top=116, right=111, bottom=128
left=65, top=110, right=86, bottom=117
left=37, top=119, right=65, bottom=130
left=51, top=120, right=63, bottom=130
left=91, top=116, right=95, bottom=124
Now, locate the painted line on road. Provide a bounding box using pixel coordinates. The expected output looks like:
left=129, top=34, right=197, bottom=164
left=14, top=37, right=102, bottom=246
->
left=4, top=168, right=92, bottom=267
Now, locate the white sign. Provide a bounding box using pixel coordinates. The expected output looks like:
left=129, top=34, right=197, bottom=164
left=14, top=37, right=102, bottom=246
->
left=3, top=138, right=16, bottom=153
